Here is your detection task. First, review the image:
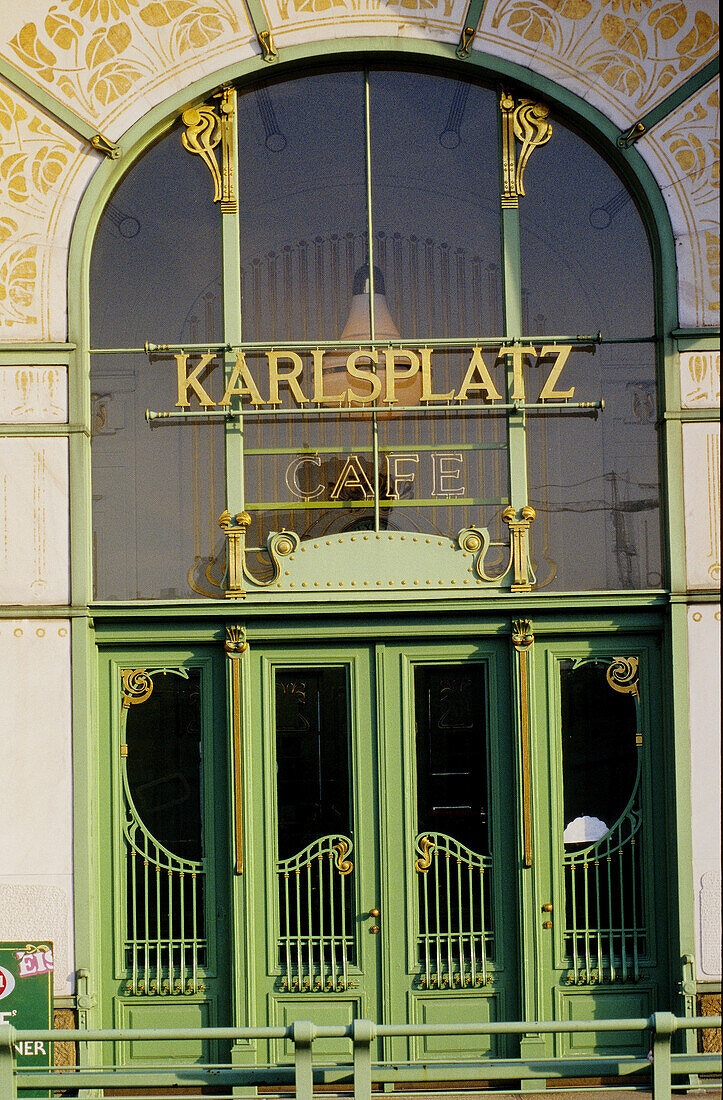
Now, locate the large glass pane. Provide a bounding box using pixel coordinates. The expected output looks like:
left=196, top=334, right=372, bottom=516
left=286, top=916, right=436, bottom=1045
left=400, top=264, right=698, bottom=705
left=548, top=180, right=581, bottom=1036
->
left=90, top=124, right=225, bottom=600
left=275, top=666, right=351, bottom=858
left=520, top=116, right=654, bottom=340
left=526, top=345, right=661, bottom=591
left=415, top=663, right=489, bottom=854
left=370, top=70, right=503, bottom=341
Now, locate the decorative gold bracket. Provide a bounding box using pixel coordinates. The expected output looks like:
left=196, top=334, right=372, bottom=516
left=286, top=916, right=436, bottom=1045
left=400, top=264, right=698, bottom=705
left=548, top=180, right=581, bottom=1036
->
left=606, top=656, right=639, bottom=698
left=90, top=133, right=121, bottom=159
left=500, top=92, right=552, bottom=207
left=512, top=619, right=534, bottom=868
left=181, top=87, right=237, bottom=212
left=456, top=25, right=475, bottom=58
left=219, top=510, right=300, bottom=596
left=502, top=505, right=536, bottom=591
left=415, top=835, right=436, bottom=873
left=219, top=510, right=251, bottom=597
left=258, top=30, right=277, bottom=62
left=225, top=625, right=247, bottom=874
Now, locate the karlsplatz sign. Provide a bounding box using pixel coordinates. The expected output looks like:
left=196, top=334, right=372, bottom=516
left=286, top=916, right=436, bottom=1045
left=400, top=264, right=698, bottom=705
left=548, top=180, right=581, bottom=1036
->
left=168, top=344, right=581, bottom=410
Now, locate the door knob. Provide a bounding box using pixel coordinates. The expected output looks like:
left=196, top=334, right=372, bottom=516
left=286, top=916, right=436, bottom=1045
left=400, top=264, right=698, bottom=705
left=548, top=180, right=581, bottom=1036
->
left=541, top=902, right=553, bottom=912
left=369, top=908, right=380, bottom=919
left=369, top=925, right=380, bottom=934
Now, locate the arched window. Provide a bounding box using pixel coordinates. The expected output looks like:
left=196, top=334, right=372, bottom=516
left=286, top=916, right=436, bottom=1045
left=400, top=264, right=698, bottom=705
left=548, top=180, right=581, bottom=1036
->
left=90, top=66, right=660, bottom=600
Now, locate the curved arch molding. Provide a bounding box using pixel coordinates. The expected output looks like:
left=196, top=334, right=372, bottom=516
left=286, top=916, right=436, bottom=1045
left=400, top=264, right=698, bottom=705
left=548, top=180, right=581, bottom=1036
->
left=0, top=2, right=718, bottom=339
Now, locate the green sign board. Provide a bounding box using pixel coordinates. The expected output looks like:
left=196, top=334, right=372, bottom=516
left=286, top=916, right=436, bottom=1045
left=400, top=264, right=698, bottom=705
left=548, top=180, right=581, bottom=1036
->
left=0, top=942, right=53, bottom=1099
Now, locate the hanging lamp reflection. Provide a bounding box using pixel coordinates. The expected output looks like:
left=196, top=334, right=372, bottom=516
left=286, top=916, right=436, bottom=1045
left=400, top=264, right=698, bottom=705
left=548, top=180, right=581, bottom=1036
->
left=321, top=262, right=423, bottom=411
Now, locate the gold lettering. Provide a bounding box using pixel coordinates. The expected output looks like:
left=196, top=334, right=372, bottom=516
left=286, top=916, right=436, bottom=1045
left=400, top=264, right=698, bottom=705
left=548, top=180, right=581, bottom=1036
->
left=383, top=349, right=420, bottom=404
left=175, top=353, right=215, bottom=408
left=311, top=349, right=345, bottom=404
left=509, top=346, right=538, bottom=401
left=267, top=351, right=308, bottom=406
left=347, top=351, right=382, bottom=404
left=219, top=352, right=265, bottom=406
left=456, top=347, right=502, bottom=402
left=538, top=345, right=575, bottom=401
left=420, top=348, right=454, bottom=402
left=330, top=455, right=374, bottom=500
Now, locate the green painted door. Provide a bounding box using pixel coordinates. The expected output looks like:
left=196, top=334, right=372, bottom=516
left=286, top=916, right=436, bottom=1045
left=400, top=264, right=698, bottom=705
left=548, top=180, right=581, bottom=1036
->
left=528, top=633, right=671, bottom=1057
left=97, top=646, right=232, bottom=1061
left=243, top=639, right=519, bottom=1064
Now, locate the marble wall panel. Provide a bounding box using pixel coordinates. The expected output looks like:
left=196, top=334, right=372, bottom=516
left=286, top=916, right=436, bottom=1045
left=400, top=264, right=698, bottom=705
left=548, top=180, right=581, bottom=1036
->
left=687, top=603, right=722, bottom=981
left=680, top=350, right=720, bottom=408
left=0, top=437, right=70, bottom=604
left=0, top=619, right=74, bottom=995
left=0, top=365, right=68, bottom=422
left=682, top=420, right=720, bottom=589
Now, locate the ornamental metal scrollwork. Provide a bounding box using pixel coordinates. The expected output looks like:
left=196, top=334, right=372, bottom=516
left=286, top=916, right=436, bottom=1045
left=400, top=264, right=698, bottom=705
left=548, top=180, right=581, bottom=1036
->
left=606, top=657, right=640, bottom=699
left=121, top=669, right=154, bottom=708
left=333, top=838, right=354, bottom=876
left=415, top=834, right=436, bottom=873
left=457, top=505, right=535, bottom=590
left=500, top=92, right=552, bottom=207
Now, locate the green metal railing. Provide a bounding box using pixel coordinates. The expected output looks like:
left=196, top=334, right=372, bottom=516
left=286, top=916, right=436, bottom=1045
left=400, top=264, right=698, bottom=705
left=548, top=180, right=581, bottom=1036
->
left=2, top=1014, right=720, bottom=1099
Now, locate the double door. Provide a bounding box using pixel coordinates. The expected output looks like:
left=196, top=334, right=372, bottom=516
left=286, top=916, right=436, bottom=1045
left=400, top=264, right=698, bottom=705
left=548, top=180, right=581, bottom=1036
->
left=240, top=632, right=669, bottom=1064
left=101, top=628, right=670, bottom=1066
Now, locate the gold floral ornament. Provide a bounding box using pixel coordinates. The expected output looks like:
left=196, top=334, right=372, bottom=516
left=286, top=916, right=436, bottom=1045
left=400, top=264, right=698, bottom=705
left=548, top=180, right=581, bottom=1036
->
left=415, top=835, right=436, bottom=873
left=121, top=668, right=154, bottom=707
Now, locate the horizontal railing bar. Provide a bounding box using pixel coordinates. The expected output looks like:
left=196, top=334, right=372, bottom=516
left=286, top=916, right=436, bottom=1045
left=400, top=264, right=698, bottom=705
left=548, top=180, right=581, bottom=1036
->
left=145, top=400, right=603, bottom=422
left=97, top=334, right=607, bottom=356
left=16, top=1055, right=722, bottom=1089
left=13, top=1014, right=720, bottom=1042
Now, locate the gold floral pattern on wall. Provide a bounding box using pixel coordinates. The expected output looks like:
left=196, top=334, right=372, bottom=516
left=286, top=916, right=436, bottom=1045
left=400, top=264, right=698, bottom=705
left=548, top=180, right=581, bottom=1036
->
left=3, top=0, right=248, bottom=133
left=0, top=84, right=80, bottom=332
left=480, top=0, right=718, bottom=122
left=640, top=80, right=719, bottom=327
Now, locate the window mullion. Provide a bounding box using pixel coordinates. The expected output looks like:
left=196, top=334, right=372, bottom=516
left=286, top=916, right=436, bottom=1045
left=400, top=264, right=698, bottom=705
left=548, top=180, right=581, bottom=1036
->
left=364, top=69, right=381, bottom=532
left=222, top=87, right=245, bottom=517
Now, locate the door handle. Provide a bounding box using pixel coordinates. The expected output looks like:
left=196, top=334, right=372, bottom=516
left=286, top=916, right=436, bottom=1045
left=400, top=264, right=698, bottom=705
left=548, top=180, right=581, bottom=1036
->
left=368, top=908, right=380, bottom=919
left=368, top=907, right=380, bottom=933
left=541, top=902, right=553, bottom=912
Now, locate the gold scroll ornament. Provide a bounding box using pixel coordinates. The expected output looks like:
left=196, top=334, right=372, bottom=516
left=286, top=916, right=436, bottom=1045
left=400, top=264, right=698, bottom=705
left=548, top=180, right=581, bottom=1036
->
left=181, top=87, right=237, bottom=212
left=500, top=92, right=552, bottom=208
left=225, top=625, right=248, bottom=873
left=511, top=619, right=534, bottom=868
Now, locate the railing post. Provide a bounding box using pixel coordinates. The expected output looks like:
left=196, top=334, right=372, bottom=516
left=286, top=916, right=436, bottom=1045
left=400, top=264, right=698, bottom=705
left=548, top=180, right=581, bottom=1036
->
left=352, top=1018, right=375, bottom=1100
left=292, top=1020, right=316, bottom=1100
left=0, top=1025, right=17, bottom=1100
left=651, top=1012, right=677, bottom=1100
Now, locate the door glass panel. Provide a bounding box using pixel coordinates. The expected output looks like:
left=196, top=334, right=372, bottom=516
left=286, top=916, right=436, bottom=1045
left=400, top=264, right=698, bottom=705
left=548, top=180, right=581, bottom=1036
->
left=123, top=668, right=206, bottom=992
left=560, top=660, right=645, bottom=983
left=275, top=667, right=356, bottom=992
left=414, top=664, right=494, bottom=989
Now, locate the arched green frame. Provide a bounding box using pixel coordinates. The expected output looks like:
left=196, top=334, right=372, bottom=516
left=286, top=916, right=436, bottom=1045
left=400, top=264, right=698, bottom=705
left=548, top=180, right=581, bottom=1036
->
left=66, top=38, right=694, bottom=1037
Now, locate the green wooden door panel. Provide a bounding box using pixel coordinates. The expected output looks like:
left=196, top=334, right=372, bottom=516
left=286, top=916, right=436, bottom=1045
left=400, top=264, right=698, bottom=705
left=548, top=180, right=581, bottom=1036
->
left=273, top=996, right=368, bottom=1060
left=557, top=988, right=654, bottom=1055
left=116, top=999, right=215, bottom=1064
left=411, top=992, right=507, bottom=1058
